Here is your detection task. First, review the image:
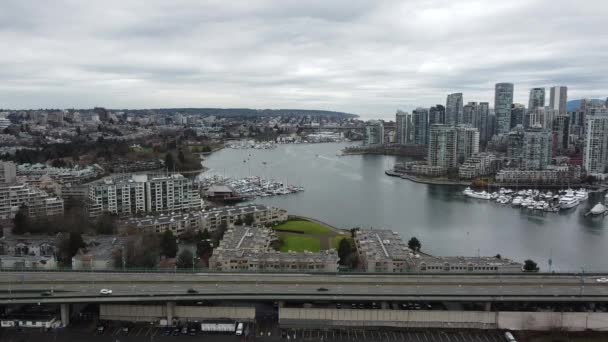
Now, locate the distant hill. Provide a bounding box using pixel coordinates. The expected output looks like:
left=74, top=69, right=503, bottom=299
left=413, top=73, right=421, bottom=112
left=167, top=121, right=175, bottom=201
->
left=123, top=108, right=359, bottom=119
left=567, top=99, right=606, bottom=112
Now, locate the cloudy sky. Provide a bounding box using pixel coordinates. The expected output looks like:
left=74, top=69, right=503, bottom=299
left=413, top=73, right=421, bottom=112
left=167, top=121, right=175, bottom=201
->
left=1, top=0, right=607, bottom=119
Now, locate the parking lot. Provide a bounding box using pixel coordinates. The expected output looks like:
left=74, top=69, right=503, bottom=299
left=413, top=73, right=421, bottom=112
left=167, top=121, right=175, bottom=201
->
left=281, top=328, right=505, bottom=342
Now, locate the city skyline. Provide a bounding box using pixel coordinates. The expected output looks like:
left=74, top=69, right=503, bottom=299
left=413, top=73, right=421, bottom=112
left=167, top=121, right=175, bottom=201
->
left=0, top=0, right=607, bottom=119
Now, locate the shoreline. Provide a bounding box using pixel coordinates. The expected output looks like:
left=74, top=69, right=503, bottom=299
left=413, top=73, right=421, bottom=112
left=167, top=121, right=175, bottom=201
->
left=386, top=170, right=470, bottom=186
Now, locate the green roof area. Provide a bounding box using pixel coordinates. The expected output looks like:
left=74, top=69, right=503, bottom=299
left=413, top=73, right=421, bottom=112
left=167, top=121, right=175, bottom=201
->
left=274, top=220, right=333, bottom=235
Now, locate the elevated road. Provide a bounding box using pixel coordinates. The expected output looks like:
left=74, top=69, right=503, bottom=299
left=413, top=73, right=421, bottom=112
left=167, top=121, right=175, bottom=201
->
left=0, top=271, right=607, bottom=304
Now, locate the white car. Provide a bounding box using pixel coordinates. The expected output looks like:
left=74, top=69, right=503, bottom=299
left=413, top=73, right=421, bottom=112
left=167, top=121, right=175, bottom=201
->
left=596, top=277, right=608, bottom=283
left=100, top=288, right=113, bottom=295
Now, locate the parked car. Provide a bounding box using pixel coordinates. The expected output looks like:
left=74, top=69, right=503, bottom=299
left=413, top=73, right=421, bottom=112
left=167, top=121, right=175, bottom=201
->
left=235, top=322, right=244, bottom=336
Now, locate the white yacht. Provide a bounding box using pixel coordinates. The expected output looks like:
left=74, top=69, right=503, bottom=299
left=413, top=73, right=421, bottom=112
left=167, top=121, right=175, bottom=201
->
left=466, top=190, right=492, bottom=200
left=512, top=197, right=523, bottom=207
left=574, top=188, right=588, bottom=201
left=560, top=195, right=580, bottom=209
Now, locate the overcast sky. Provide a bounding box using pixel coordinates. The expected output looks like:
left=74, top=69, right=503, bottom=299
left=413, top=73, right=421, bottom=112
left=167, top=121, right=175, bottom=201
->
left=1, top=0, right=607, bottom=119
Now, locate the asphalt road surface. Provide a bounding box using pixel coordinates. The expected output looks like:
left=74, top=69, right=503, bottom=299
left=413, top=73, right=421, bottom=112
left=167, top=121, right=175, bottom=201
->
left=0, top=271, right=606, bottom=303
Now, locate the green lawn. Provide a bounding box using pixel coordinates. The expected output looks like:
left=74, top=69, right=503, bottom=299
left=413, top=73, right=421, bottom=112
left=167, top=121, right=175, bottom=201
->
left=274, top=220, right=332, bottom=235
left=279, top=235, right=321, bottom=253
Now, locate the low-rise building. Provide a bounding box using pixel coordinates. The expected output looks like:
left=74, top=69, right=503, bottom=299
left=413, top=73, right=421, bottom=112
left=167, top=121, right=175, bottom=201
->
left=0, top=183, right=64, bottom=220
left=459, top=153, right=499, bottom=179
left=495, top=166, right=581, bottom=186
left=354, top=230, right=416, bottom=272
left=417, top=255, right=522, bottom=273
left=120, top=204, right=288, bottom=236
left=209, top=225, right=339, bottom=272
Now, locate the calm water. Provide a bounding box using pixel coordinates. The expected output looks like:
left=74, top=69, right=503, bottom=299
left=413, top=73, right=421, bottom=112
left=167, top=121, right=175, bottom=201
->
left=200, top=142, right=607, bottom=271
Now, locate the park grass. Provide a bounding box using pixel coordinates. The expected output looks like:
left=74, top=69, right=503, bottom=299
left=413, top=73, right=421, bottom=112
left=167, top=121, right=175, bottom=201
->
left=279, top=235, right=321, bottom=253
left=274, top=220, right=332, bottom=235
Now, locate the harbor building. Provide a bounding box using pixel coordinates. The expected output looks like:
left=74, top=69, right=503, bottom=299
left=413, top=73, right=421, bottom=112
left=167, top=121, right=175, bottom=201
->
left=458, top=153, right=498, bottom=179
left=494, top=83, right=514, bottom=134
left=456, top=126, right=480, bottom=164
left=583, top=114, right=608, bottom=176
left=209, top=225, right=339, bottom=272
left=445, top=93, right=463, bottom=126
left=428, top=125, right=458, bottom=170
left=86, top=173, right=202, bottom=218
left=363, top=120, right=384, bottom=146
left=549, top=86, right=568, bottom=115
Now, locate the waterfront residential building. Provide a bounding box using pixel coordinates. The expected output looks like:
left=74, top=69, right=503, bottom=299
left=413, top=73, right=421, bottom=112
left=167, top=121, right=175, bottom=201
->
left=354, top=229, right=415, bottom=272
left=16, top=163, right=99, bottom=185
left=86, top=173, right=202, bottom=217
left=0, top=182, right=64, bottom=220
left=528, top=87, right=545, bottom=113
left=411, top=108, right=429, bottom=145
left=121, top=204, right=287, bottom=236
left=549, top=86, right=568, bottom=115
left=209, top=225, right=339, bottom=272
left=395, top=111, right=410, bottom=145
left=363, top=120, right=384, bottom=146
left=495, top=166, right=581, bottom=186
left=494, top=83, right=514, bottom=134
left=446, top=93, right=463, bottom=126
left=522, top=129, right=552, bottom=170
left=511, top=103, right=526, bottom=129
left=583, top=114, right=608, bottom=175
left=429, top=105, right=445, bottom=126
left=455, top=126, right=480, bottom=164
left=428, top=125, right=458, bottom=170
left=416, top=255, right=522, bottom=273
left=458, top=153, right=498, bottom=179
left=552, top=115, right=570, bottom=155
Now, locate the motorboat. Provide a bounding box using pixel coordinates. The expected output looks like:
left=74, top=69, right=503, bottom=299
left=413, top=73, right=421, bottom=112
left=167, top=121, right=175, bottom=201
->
left=465, top=190, right=492, bottom=200
left=560, top=195, right=580, bottom=209
left=590, top=203, right=607, bottom=215
left=574, top=188, right=588, bottom=201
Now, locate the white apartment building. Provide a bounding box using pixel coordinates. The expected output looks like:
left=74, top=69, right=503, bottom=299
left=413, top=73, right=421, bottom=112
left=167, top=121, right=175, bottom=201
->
left=458, top=153, right=497, bottom=179
left=87, top=173, right=202, bottom=217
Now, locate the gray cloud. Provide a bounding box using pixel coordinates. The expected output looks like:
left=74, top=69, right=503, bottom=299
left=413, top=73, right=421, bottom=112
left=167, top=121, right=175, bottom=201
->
left=0, top=0, right=607, bottom=119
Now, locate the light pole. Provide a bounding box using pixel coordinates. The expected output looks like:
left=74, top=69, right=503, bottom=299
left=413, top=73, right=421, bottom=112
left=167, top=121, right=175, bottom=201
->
left=580, top=267, right=585, bottom=297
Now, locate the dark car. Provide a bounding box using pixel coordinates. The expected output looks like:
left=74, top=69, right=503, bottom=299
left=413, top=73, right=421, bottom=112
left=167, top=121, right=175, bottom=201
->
left=172, top=328, right=180, bottom=336
left=187, top=288, right=198, bottom=294
left=162, top=328, right=171, bottom=336
left=317, top=287, right=329, bottom=292
left=41, top=291, right=53, bottom=296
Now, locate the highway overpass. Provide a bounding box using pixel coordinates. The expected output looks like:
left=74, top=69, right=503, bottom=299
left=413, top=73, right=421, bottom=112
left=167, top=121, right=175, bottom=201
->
left=0, top=271, right=607, bottom=304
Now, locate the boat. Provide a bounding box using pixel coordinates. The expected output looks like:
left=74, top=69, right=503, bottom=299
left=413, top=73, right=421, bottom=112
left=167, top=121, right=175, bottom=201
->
left=465, top=190, right=491, bottom=200
left=574, top=188, right=588, bottom=201
left=560, top=194, right=580, bottom=209
left=512, top=197, right=523, bottom=207
left=590, top=203, right=607, bottom=215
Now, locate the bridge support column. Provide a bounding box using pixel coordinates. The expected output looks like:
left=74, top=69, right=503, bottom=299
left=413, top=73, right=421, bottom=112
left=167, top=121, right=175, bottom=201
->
left=484, top=302, right=492, bottom=312
left=60, top=304, right=70, bottom=326
left=166, top=301, right=175, bottom=326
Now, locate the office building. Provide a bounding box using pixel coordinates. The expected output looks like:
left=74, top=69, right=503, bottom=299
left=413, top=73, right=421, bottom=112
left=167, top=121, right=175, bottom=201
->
left=428, top=125, right=458, bottom=169
left=549, top=86, right=568, bottom=115
left=478, top=102, right=491, bottom=144
left=522, top=129, right=552, bottom=170
left=528, top=107, right=557, bottom=130
left=364, top=120, right=384, bottom=146
left=511, top=103, right=525, bottom=129
left=429, top=105, right=445, bottom=126
left=446, top=93, right=463, bottom=126
left=209, top=225, right=339, bottom=272
left=87, top=173, right=202, bottom=217
left=494, top=83, right=514, bottom=134
left=395, top=111, right=410, bottom=145
left=411, top=108, right=429, bottom=145
left=462, top=102, right=478, bottom=127
left=583, top=114, right=608, bottom=175
left=552, top=115, right=570, bottom=155
left=528, top=88, right=545, bottom=112
left=456, top=126, right=480, bottom=164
